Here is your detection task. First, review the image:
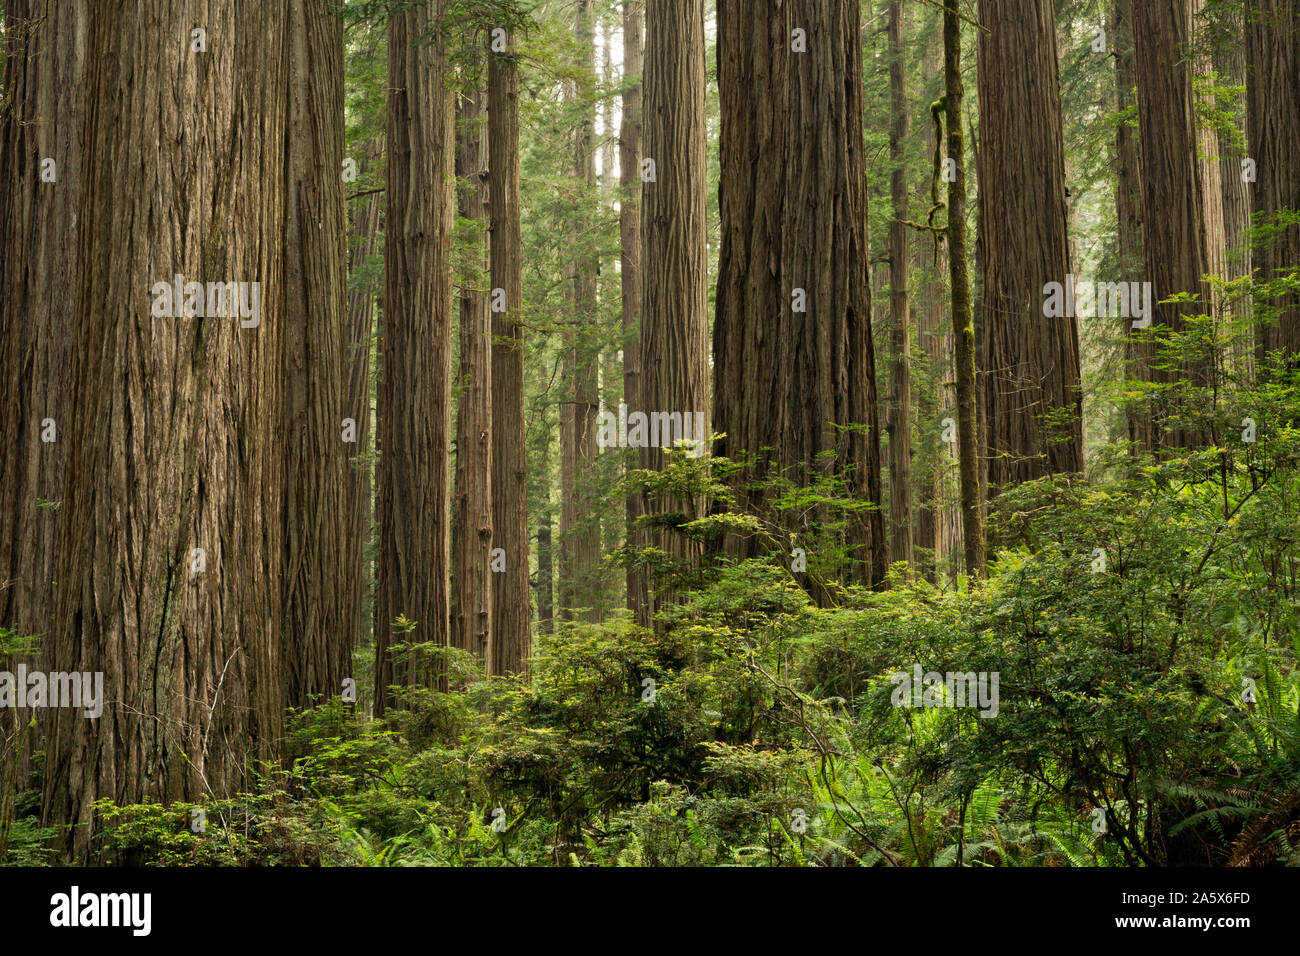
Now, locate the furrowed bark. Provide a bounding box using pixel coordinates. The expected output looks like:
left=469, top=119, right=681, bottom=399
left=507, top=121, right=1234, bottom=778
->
left=639, top=0, right=708, bottom=624
left=976, top=0, right=1083, bottom=489
left=453, top=82, right=493, bottom=663
left=283, top=0, right=354, bottom=707
left=944, top=4, right=984, bottom=576
left=43, top=0, right=291, bottom=856
left=376, top=0, right=454, bottom=710
left=715, top=0, right=888, bottom=594
left=621, top=1, right=648, bottom=624
left=489, top=26, right=531, bottom=673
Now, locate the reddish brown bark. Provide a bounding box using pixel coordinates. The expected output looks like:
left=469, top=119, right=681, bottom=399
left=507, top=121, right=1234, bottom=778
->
left=621, top=1, right=648, bottom=623
left=489, top=27, right=532, bottom=673
left=715, top=0, right=888, bottom=592
left=560, top=0, right=602, bottom=620
left=639, top=0, right=708, bottom=622
left=453, top=83, right=493, bottom=662
left=1247, top=0, right=1300, bottom=362
left=283, top=0, right=355, bottom=706
left=976, top=0, right=1083, bottom=489
left=887, top=0, right=913, bottom=569
left=376, top=0, right=454, bottom=710
left=1132, top=0, right=1214, bottom=448
left=43, top=0, right=292, bottom=857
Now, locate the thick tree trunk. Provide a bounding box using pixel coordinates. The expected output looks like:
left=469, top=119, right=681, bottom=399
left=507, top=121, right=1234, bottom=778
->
left=1214, top=5, right=1253, bottom=379
left=1112, top=0, right=1153, bottom=450
left=715, top=0, right=888, bottom=593
left=489, top=28, right=532, bottom=674
left=887, top=0, right=913, bottom=570
left=42, top=0, right=290, bottom=857
left=283, top=0, right=354, bottom=707
left=976, top=0, right=1083, bottom=490
left=0, top=0, right=85, bottom=839
left=561, top=0, right=602, bottom=621
left=621, top=1, right=648, bottom=625
left=639, top=0, right=708, bottom=624
left=345, top=138, right=383, bottom=654
left=1132, top=0, right=1214, bottom=448
left=945, top=5, right=985, bottom=577
left=376, top=0, right=453, bottom=711
left=0, top=0, right=81, bottom=642
left=1192, top=0, right=1228, bottom=330
left=1246, top=0, right=1300, bottom=362
left=453, top=84, right=493, bottom=663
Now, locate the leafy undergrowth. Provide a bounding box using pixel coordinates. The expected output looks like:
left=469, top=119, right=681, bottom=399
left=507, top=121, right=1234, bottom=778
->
left=18, top=376, right=1300, bottom=867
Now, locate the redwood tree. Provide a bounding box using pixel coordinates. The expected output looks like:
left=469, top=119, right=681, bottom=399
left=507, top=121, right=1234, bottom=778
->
left=621, top=1, right=647, bottom=621
left=715, top=0, right=888, bottom=592
left=1214, top=2, right=1254, bottom=378
left=976, top=0, right=1083, bottom=489
left=1246, top=0, right=1300, bottom=362
left=489, top=25, right=532, bottom=674
left=887, top=0, right=914, bottom=569
left=1113, top=0, right=1152, bottom=449
left=376, top=0, right=454, bottom=710
left=560, top=0, right=602, bottom=620
left=453, top=82, right=493, bottom=662
left=43, top=0, right=292, bottom=856
left=0, top=0, right=85, bottom=824
left=944, top=3, right=984, bottom=577
left=1131, top=0, right=1214, bottom=448
left=0, top=0, right=81, bottom=642
left=283, top=0, right=355, bottom=707
left=638, top=0, right=709, bottom=622
left=344, top=136, right=383, bottom=651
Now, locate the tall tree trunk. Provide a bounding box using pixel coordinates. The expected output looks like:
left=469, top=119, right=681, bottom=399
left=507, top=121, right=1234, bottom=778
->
left=621, top=1, right=647, bottom=624
left=283, top=0, right=354, bottom=707
left=913, top=19, right=955, bottom=584
left=944, top=4, right=985, bottom=577
left=597, top=20, right=618, bottom=606
left=1132, top=0, right=1214, bottom=448
left=0, top=0, right=85, bottom=842
left=453, top=84, right=493, bottom=663
left=0, top=0, right=80, bottom=641
left=489, top=26, right=531, bottom=674
left=976, top=0, right=1083, bottom=490
left=887, top=0, right=913, bottom=570
left=600, top=17, right=617, bottom=200
left=42, top=0, right=291, bottom=857
left=1214, top=4, right=1253, bottom=379
left=1112, top=0, right=1153, bottom=450
left=715, top=0, right=888, bottom=593
left=376, top=0, right=453, bottom=712
left=345, top=138, right=383, bottom=655
left=1246, top=0, right=1300, bottom=363
left=1192, top=0, right=1228, bottom=329
left=638, top=0, right=708, bottom=624
left=561, top=0, right=602, bottom=621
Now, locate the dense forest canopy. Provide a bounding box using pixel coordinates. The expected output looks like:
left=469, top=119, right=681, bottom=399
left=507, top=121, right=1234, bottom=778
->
left=1, top=0, right=1299, bottom=871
